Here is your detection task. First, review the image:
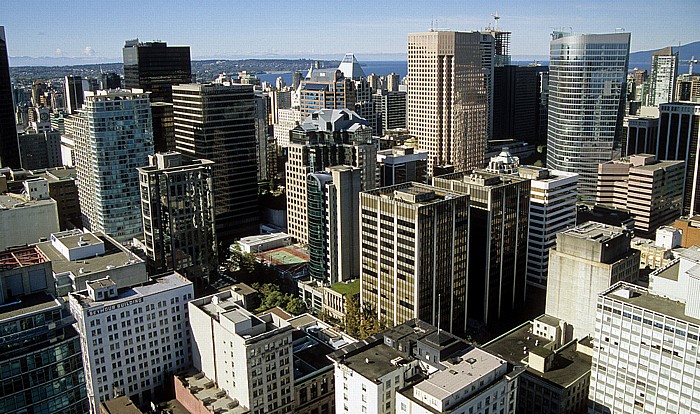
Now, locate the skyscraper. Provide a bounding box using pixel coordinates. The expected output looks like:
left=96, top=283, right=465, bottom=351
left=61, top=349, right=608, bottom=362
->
left=307, top=166, right=361, bottom=284
left=0, top=247, right=89, bottom=414
left=433, top=170, right=530, bottom=326
left=657, top=102, right=700, bottom=215
left=299, top=68, right=355, bottom=118
left=517, top=166, right=578, bottom=290
left=64, top=75, right=84, bottom=114
left=173, top=83, right=259, bottom=243
left=545, top=222, right=639, bottom=339
left=123, top=39, right=191, bottom=152
left=123, top=39, right=191, bottom=103
left=546, top=32, right=631, bottom=201
left=286, top=108, right=375, bottom=244
left=590, top=255, right=700, bottom=413
left=0, top=26, right=19, bottom=168
left=648, top=46, right=678, bottom=107
left=407, top=31, right=488, bottom=176
left=138, top=152, right=217, bottom=282
left=359, top=183, right=470, bottom=336
left=72, top=90, right=154, bottom=243
left=492, top=65, right=543, bottom=144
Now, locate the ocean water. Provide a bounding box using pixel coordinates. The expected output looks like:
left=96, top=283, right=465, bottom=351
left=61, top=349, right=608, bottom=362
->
left=258, top=61, right=408, bottom=86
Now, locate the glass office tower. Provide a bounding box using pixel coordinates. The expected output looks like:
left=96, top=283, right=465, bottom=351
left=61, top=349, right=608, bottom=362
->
left=546, top=32, right=630, bottom=201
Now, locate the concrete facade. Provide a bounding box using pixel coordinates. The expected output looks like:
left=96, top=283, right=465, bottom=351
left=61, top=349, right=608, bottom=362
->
left=545, top=222, right=640, bottom=339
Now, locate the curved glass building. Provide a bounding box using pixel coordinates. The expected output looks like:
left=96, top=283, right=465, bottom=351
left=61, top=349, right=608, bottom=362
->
left=546, top=32, right=630, bottom=201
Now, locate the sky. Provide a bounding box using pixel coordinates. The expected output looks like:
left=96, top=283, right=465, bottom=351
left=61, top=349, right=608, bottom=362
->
left=1, top=0, right=699, bottom=63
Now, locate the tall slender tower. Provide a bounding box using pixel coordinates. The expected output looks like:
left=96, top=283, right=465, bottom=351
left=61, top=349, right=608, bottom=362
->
left=648, top=46, right=678, bottom=107
left=123, top=39, right=191, bottom=153
left=0, top=26, right=19, bottom=168
left=173, top=83, right=259, bottom=243
left=546, top=32, right=631, bottom=201
left=72, top=90, right=154, bottom=242
left=407, top=31, right=488, bottom=176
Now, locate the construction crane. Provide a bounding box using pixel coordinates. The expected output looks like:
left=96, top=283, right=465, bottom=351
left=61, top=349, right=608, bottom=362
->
left=682, top=56, right=699, bottom=75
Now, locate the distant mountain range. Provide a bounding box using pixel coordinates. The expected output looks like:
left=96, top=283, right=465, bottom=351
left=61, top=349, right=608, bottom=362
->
left=629, top=40, right=700, bottom=72
left=8, top=40, right=699, bottom=78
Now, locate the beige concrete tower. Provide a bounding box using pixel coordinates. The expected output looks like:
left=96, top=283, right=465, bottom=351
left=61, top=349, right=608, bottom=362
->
left=407, top=31, right=488, bottom=176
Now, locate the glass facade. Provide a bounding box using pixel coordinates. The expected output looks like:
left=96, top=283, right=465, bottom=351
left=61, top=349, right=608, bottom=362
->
left=0, top=296, right=88, bottom=414
left=73, top=91, right=154, bottom=243
left=0, top=27, right=19, bottom=168
left=546, top=32, right=630, bottom=201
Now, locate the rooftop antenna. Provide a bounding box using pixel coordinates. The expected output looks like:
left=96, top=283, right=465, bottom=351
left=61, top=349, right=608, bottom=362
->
left=437, top=293, right=441, bottom=333
left=492, top=12, right=500, bottom=31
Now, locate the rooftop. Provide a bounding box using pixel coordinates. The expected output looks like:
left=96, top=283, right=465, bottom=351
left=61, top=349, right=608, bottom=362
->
left=365, top=182, right=465, bottom=205
left=0, top=193, right=54, bottom=210
left=338, top=341, right=411, bottom=381
left=603, top=282, right=700, bottom=326
left=100, top=396, right=143, bottom=414
left=0, top=246, right=49, bottom=271
left=330, top=279, right=359, bottom=296
left=178, top=370, right=247, bottom=414
left=561, top=222, right=625, bottom=244
left=0, top=292, right=61, bottom=323
left=413, top=348, right=506, bottom=401
left=483, top=322, right=592, bottom=388
left=36, top=232, right=143, bottom=276
left=70, top=272, right=191, bottom=310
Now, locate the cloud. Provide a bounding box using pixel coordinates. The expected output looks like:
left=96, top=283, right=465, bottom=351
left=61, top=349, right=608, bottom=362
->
left=83, top=46, right=96, bottom=57
left=55, top=48, right=64, bottom=56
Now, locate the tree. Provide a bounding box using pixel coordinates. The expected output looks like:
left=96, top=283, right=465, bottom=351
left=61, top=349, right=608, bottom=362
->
left=252, top=283, right=307, bottom=316
left=344, top=294, right=383, bottom=339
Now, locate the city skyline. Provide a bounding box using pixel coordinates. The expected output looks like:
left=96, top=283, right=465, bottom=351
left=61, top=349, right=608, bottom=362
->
left=1, top=0, right=698, bottom=64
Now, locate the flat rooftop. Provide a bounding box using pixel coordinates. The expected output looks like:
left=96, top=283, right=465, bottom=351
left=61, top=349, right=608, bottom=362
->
left=71, top=272, right=190, bottom=310
left=36, top=232, right=143, bottom=275
left=336, top=341, right=410, bottom=382
left=259, top=244, right=309, bottom=265
left=100, top=396, right=143, bottom=414
left=366, top=183, right=464, bottom=205
left=604, top=283, right=700, bottom=326
left=0, top=193, right=54, bottom=209
left=0, top=246, right=49, bottom=270
left=562, top=222, right=624, bottom=244
left=330, top=279, right=359, bottom=296
left=414, top=348, right=506, bottom=400
left=178, top=370, right=247, bottom=414
left=483, top=322, right=592, bottom=388
left=0, top=292, right=61, bottom=322
left=293, top=338, right=334, bottom=380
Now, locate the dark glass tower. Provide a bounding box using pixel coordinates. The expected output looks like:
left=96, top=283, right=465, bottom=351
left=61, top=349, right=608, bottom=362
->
left=0, top=26, right=19, bottom=168
left=173, top=83, right=260, bottom=244
left=123, top=39, right=191, bottom=152
left=122, top=39, right=191, bottom=103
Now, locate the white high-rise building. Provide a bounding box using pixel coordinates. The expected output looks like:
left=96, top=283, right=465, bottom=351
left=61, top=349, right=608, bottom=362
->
left=72, top=89, right=154, bottom=242
left=518, top=166, right=578, bottom=289
left=590, top=247, right=700, bottom=413
left=68, top=273, right=193, bottom=413
left=188, top=289, right=294, bottom=414
left=649, top=46, right=678, bottom=107
left=274, top=107, right=301, bottom=148
left=546, top=32, right=630, bottom=201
